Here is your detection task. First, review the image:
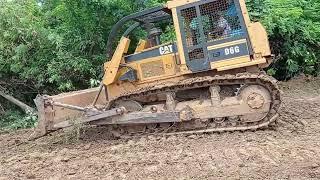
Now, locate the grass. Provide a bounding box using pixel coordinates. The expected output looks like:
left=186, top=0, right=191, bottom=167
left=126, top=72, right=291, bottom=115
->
left=62, top=117, right=86, bottom=143
left=0, top=110, right=37, bottom=130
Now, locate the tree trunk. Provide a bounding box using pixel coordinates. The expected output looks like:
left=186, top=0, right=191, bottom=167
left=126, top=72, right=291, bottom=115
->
left=0, top=90, right=34, bottom=113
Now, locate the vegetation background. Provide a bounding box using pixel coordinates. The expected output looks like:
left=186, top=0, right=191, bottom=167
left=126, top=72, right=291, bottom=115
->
left=0, top=0, right=319, bottom=129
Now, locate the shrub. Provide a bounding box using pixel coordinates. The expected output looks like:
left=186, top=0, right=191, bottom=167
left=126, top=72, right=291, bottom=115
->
left=0, top=110, right=37, bottom=130
left=247, top=0, right=320, bottom=80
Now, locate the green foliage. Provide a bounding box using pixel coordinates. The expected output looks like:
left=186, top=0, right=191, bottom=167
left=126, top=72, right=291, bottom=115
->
left=160, top=25, right=177, bottom=43
left=0, top=110, right=37, bottom=130
left=0, top=0, right=161, bottom=94
left=246, top=0, right=320, bottom=79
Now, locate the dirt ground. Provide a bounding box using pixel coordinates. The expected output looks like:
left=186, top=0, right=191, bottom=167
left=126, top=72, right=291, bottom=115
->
left=1, top=76, right=320, bottom=180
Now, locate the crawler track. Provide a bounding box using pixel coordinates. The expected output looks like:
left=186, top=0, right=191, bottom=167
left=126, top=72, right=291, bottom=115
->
left=105, top=72, right=281, bottom=135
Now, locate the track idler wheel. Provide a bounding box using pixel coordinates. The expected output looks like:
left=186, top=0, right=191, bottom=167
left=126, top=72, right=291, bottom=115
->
left=239, top=85, right=272, bottom=123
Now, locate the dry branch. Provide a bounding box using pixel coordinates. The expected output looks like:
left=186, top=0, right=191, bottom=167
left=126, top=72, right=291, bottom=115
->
left=0, top=89, right=34, bottom=113
left=0, top=103, right=4, bottom=114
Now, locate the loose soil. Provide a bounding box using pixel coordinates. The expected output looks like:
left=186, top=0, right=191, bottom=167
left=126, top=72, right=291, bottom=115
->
left=1, top=76, right=320, bottom=180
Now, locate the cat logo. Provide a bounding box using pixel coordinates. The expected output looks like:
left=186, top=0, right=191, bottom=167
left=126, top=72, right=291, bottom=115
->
left=159, top=45, right=173, bottom=55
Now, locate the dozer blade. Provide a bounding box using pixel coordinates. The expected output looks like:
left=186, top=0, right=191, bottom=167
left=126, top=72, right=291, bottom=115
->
left=33, top=87, right=108, bottom=136
left=32, top=87, right=191, bottom=138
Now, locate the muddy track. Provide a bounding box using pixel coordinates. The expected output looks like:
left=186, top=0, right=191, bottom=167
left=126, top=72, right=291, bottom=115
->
left=108, top=72, right=281, bottom=135
left=0, top=76, right=320, bottom=179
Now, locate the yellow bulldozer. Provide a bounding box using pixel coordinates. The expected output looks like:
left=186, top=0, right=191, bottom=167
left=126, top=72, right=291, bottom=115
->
left=34, top=0, right=281, bottom=136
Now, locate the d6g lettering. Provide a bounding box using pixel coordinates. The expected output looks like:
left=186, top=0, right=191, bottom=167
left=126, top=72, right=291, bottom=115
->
left=225, top=46, right=240, bottom=55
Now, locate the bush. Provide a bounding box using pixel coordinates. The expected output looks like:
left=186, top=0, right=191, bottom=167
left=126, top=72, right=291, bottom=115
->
left=247, top=0, right=320, bottom=80
left=0, top=110, right=37, bottom=130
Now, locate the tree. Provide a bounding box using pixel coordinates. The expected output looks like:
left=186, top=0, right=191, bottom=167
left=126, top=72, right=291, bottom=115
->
left=247, top=0, right=320, bottom=79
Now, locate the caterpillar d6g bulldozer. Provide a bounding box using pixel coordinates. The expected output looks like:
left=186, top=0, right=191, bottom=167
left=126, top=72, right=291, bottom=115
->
left=34, top=0, right=281, bottom=137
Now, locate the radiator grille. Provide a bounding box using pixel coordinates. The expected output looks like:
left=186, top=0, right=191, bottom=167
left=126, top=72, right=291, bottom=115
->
left=188, top=48, right=204, bottom=60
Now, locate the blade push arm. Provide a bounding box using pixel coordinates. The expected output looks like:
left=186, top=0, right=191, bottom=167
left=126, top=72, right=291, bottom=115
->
left=103, top=37, right=131, bottom=86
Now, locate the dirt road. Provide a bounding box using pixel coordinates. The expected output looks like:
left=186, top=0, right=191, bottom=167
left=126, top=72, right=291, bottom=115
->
left=1, top=76, right=320, bottom=179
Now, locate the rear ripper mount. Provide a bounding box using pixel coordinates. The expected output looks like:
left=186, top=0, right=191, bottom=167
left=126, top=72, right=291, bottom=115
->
left=34, top=72, right=281, bottom=137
